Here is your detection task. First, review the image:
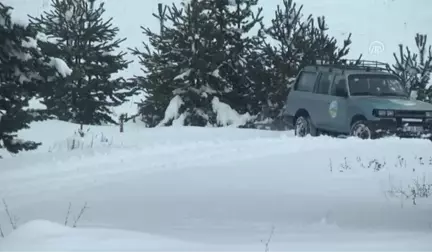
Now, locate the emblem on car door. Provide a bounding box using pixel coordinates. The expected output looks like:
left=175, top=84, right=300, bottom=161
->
left=329, top=100, right=338, bottom=118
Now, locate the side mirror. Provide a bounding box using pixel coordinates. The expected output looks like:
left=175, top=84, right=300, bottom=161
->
left=336, top=86, right=348, bottom=97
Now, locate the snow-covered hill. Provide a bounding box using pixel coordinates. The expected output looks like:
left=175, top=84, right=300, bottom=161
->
left=1, top=0, right=432, bottom=250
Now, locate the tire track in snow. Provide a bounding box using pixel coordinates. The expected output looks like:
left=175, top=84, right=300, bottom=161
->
left=0, top=136, right=345, bottom=207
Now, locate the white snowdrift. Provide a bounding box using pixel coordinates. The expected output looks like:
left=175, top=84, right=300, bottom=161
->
left=157, top=95, right=184, bottom=126
left=212, top=97, right=254, bottom=127
left=49, top=57, right=72, bottom=77
left=0, top=120, right=432, bottom=250
left=157, top=95, right=254, bottom=127
left=0, top=220, right=203, bottom=251
left=1, top=219, right=431, bottom=251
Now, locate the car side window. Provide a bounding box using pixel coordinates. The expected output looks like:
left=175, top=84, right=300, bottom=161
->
left=330, top=75, right=347, bottom=96
left=315, top=72, right=334, bottom=94
left=295, top=71, right=317, bottom=92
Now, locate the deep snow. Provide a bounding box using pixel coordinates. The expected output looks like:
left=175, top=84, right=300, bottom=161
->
left=0, top=219, right=431, bottom=251
left=0, top=120, right=432, bottom=250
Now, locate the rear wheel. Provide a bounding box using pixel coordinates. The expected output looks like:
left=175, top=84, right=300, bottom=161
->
left=350, top=120, right=372, bottom=139
left=295, top=115, right=318, bottom=137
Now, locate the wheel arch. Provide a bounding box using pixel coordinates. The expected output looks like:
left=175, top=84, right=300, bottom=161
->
left=294, top=109, right=310, bottom=124
left=350, top=114, right=367, bottom=126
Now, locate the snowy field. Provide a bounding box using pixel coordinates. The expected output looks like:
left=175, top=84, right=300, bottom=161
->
left=1, top=0, right=432, bottom=250
left=0, top=120, right=432, bottom=250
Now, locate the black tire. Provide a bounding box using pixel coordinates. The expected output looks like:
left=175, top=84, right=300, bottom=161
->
left=294, top=115, right=318, bottom=137
left=350, top=120, right=373, bottom=139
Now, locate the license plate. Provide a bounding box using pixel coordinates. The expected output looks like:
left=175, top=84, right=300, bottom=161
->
left=403, top=125, right=423, bottom=132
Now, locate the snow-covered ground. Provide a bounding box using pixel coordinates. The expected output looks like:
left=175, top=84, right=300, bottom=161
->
left=1, top=0, right=432, bottom=250
left=0, top=120, right=432, bottom=250
left=1, top=219, right=430, bottom=250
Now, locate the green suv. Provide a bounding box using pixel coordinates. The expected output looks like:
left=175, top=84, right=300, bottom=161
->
left=283, top=60, right=432, bottom=139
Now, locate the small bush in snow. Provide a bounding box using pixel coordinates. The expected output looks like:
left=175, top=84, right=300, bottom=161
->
left=47, top=128, right=113, bottom=152
left=331, top=155, right=432, bottom=206
left=0, top=199, right=18, bottom=237
left=64, top=202, right=89, bottom=228
left=356, top=157, right=387, bottom=172
left=0, top=200, right=88, bottom=238
left=387, top=175, right=432, bottom=206
left=66, top=130, right=112, bottom=151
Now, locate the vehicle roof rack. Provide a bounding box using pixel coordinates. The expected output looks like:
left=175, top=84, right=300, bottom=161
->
left=307, top=59, right=391, bottom=73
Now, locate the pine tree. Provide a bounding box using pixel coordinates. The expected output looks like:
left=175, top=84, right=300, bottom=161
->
left=130, top=3, right=179, bottom=127
left=141, top=0, right=221, bottom=126
left=244, top=30, right=281, bottom=123
left=29, top=0, right=137, bottom=127
left=205, top=0, right=264, bottom=117
left=255, top=0, right=353, bottom=123
left=299, top=16, right=353, bottom=66
left=132, top=0, right=263, bottom=127
left=0, top=2, right=69, bottom=156
left=388, top=33, right=432, bottom=102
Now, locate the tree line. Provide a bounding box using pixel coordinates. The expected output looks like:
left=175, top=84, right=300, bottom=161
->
left=1, top=0, right=431, bottom=156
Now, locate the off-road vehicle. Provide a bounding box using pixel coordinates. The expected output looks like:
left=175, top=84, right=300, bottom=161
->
left=283, top=60, right=432, bottom=139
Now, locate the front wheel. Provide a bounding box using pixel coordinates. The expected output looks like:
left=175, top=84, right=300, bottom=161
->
left=350, top=120, right=372, bottom=139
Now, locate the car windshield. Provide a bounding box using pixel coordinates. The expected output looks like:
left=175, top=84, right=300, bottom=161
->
left=348, top=74, right=408, bottom=97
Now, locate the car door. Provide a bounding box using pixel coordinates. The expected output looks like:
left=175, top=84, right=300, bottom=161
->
left=286, top=70, right=319, bottom=122
left=325, top=74, right=349, bottom=133
left=312, top=71, right=335, bottom=128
